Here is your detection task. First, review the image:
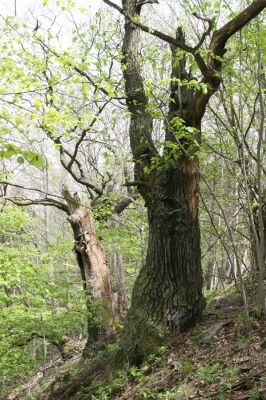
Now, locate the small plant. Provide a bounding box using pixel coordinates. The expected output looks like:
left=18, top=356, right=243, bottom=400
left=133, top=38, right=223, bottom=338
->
left=197, top=362, right=222, bottom=383
left=159, top=391, right=177, bottom=399
left=237, top=310, right=251, bottom=325
left=160, top=388, right=192, bottom=399
left=192, top=329, right=206, bottom=345
left=137, top=388, right=158, bottom=399
left=148, top=346, right=168, bottom=364
left=127, top=366, right=144, bottom=382
left=238, top=335, right=252, bottom=346
left=247, top=390, right=262, bottom=400
left=221, top=379, right=232, bottom=390
left=91, top=393, right=109, bottom=400
left=77, top=385, right=91, bottom=397
left=217, top=392, right=229, bottom=400
left=91, top=374, right=125, bottom=400
left=173, top=361, right=193, bottom=377
left=225, top=366, right=238, bottom=377
left=180, top=361, right=193, bottom=376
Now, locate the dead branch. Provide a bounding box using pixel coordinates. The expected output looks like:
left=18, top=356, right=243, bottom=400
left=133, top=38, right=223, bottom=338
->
left=3, top=196, right=69, bottom=213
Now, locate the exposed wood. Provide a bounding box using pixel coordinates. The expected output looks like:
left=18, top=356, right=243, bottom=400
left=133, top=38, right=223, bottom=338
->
left=62, top=188, right=115, bottom=340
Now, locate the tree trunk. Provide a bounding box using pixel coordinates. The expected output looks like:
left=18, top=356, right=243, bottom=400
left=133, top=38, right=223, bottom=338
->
left=120, top=160, right=205, bottom=364
left=119, top=1, right=206, bottom=363
left=62, top=188, right=115, bottom=341
left=256, top=190, right=266, bottom=316
left=110, top=253, right=128, bottom=317
left=117, top=0, right=266, bottom=364
left=205, top=261, right=217, bottom=291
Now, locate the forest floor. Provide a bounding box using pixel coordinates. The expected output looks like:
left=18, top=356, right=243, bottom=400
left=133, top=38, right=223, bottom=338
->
left=4, top=288, right=266, bottom=400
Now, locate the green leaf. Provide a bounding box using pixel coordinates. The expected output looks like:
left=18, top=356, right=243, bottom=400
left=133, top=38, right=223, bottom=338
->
left=17, top=156, right=24, bottom=164
left=29, top=154, right=46, bottom=168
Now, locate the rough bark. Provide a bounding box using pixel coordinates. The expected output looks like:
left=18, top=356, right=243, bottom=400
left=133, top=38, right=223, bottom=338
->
left=119, top=2, right=205, bottom=364
left=120, top=162, right=205, bottom=364
left=104, top=0, right=266, bottom=363
left=62, top=188, right=115, bottom=341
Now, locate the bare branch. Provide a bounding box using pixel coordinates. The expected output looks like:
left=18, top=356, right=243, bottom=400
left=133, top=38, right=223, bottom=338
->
left=59, top=147, right=103, bottom=195
left=3, top=196, right=69, bottom=213
left=103, top=0, right=195, bottom=53
left=102, top=0, right=212, bottom=79
left=113, top=193, right=139, bottom=214
left=37, top=38, right=120, bottom=99
left=192, top=13, right=213, bottom=50
left=0, top=181, right=69, bottom=202
left=39, top=124, right=103, bottom=195
left=67, top=99, right=111, bottom=170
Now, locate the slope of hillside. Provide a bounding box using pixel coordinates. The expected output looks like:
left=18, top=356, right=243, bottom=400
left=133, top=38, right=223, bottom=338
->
left=3, top=290, right=266, bottom=400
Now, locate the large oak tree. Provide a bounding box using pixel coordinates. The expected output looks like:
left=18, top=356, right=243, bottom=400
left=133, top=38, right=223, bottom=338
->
left=103, top=0, right=266, bottom=364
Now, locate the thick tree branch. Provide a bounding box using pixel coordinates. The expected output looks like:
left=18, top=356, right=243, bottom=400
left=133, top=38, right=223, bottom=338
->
left=210, top=0, right=266, bottom=55
left=104, top=0, right=266, bottom=128
left=193, top=0, right=266, bottom=126
left=209, top=0, right=266, bottom=76
left=3, top=196, right=69, bottom=213
left=102, top=0, right=214, bottom=81
left=113, top=193, right=139, bottom=214
left=0, top=181, right=67, bottom=202
left=103, top=0, right=194, bottom=52
left=120, top=0, right=159, bottom=173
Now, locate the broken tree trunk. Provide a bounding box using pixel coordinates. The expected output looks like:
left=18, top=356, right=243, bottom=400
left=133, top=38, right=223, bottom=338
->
left=62, top=188, right=115, bottom=341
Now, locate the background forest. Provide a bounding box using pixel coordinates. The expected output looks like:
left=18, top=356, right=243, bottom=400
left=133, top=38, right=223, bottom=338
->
left=0, top=0, right=265, bottom=399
